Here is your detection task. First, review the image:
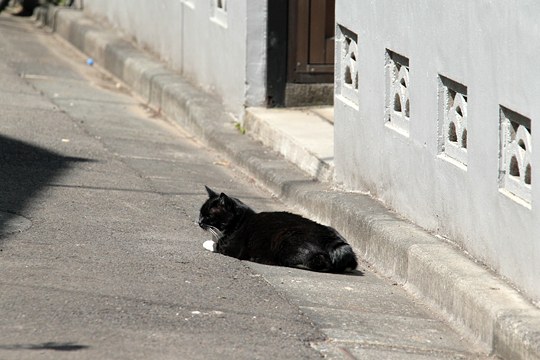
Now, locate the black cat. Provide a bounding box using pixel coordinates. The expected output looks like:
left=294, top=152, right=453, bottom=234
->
left=198, top=186, right=358, bottom=273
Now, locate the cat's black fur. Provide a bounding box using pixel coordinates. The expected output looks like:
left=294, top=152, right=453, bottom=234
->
left=198, top=186, right=358, bottom=273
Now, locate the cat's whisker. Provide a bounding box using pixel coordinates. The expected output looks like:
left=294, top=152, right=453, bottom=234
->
left=207, top=227, right=223, bottom=240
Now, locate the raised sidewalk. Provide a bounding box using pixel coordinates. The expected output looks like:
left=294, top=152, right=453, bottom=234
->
left=39, top=7, right=540, bottom=360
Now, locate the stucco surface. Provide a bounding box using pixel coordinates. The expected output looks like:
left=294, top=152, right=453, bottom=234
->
left=84, top=0, right=266, bottom=115
left=334, top=0, right=540, bottom=302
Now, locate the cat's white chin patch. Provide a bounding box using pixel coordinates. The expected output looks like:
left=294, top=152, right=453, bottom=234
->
left=203, top=240, right=216, bottom=252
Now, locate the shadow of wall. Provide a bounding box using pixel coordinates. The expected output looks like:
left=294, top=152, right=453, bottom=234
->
left=0, top=134, right=89, bottom=242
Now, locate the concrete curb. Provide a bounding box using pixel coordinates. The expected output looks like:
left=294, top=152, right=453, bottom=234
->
left=243, top=108, right=334, bottom=183
left=43, top=9, right=540, bottom=360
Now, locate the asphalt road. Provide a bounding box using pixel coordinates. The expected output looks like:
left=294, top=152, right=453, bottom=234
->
left=0, top=14, right=323, bottom=360
left=0, top=14, right=490, bottom=360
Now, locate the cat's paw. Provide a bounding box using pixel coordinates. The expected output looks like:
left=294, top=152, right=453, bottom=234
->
left=203, top=240, right=216, bottom=252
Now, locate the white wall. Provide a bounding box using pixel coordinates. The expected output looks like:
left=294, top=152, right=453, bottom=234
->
left=334, top=0, right=540, bottom=302
left=83, top=0, right=267, bottom=117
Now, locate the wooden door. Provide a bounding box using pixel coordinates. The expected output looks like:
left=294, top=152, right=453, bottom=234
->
left=266, top=0, right=335, bottom=106
left=288, top=0, right=335, bottom=83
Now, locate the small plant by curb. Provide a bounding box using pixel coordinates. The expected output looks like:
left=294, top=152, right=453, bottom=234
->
left=234, top=122, right=246, bottom=135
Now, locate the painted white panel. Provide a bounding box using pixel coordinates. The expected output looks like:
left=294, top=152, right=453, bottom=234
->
left=84, top=0, right=267, bottom=116
left=335, top=0, right=540, bottom=302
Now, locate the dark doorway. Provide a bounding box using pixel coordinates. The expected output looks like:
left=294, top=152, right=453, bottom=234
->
left=267, top=0, right=335, bottom=107
left=288, top=0, right=335, bottom=83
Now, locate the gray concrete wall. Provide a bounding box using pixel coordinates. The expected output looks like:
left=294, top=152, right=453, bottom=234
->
left=83, top=0, right=267, bottom=117
left=334, top=0, right=540, bottom=302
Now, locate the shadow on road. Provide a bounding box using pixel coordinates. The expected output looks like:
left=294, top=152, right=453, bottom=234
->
left=0, top=342, right=89, bottom=352
left=0, top=134, right=91, bottom=241
left=345, top=269, right=364, bottom=277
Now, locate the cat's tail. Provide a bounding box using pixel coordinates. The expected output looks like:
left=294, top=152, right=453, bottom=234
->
left=327, top=229, right=358, bottom=273
left=329, top=243, right=358, bottom=272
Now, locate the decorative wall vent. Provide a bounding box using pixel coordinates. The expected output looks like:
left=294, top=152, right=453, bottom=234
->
left=439, top=76, right=468, bottom=166
left=385, top=50, right=410, bottom=135
left=211, top=0, right=227, bottom=27
left=499, top=106, right=532, bottom=205
left=216, top=0, right=226, bottom=11
left=336, top=25, right=358, bottom=107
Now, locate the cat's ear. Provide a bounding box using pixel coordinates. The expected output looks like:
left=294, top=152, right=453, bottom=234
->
left=219, top=193, right=235, bottom=209
left=205, top=186, right=218, bottom=198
